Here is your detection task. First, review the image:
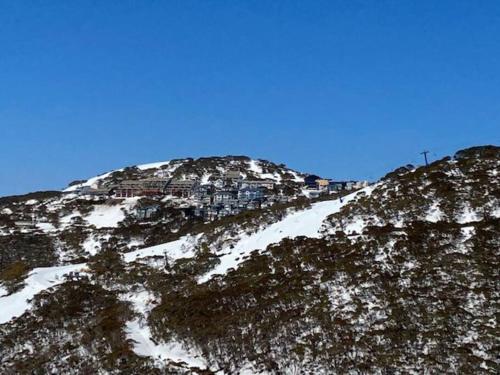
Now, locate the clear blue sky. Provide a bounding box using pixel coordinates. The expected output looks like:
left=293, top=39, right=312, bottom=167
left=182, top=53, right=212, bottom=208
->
left=1, top=1, right=499, bottom=196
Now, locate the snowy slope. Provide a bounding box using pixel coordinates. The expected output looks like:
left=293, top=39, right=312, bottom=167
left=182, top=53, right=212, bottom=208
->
left=199, top=185, right=375, bottom=282
left=0, top=184, right=378, bottom=371
left=0, top=264, right=85, bottom=324
left=123, top=235, right=200, bottom=263
left=63, top=171, right=117, bottom=192
left=84, top=199, right=139, bottom=228
left=0, top=236, right=202, bottom=325
left=2, top=146, right=498, bottom=374
left=63, top=160, right=172, bottom=192
left=0, top=188, right=372, bottom=327
left=123, top=290, right=209, bottom=369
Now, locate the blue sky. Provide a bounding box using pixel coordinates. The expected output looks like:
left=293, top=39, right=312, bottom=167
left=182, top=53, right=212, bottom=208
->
left=1, top=1, right=499, bottom=196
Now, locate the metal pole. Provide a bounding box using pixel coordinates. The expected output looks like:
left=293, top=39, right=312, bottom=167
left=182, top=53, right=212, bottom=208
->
left=421, top=151, right=430, bottom=166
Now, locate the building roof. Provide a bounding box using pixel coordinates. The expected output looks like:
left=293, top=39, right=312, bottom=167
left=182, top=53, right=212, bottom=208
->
left=81, top=186, right=112, bottom=194
left=304, top=174, right=322, bottom=183
left=224, top=170, right=241, bottom=179
left=117, top=180, right=145, bottom=187
left=214, top=189, right=238, bottom=195
left=243, top=179, right=275, bottom=183
left=142, top=177, right=169, bottom=183
left=166, top=179, right=197, bottom=186
left=239, top=186, right=265, bottom=192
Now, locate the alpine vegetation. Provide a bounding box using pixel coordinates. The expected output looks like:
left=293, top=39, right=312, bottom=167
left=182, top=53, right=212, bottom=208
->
left=0, top=147, right=498, bottom=374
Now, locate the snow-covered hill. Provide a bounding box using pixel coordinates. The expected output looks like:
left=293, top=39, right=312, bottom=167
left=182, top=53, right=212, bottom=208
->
left=64, top=155, right=304, bottom=192
left=0, top=146, right=499, bottom=374
left=0, top=186, right=374, bottom=323
left=0, top=155, right=310, bottom=276
left=0, top=186, right=374, bottom=373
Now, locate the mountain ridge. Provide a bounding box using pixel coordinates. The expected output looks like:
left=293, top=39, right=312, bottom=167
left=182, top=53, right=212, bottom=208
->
left=64, top=155, right=306, bottom=193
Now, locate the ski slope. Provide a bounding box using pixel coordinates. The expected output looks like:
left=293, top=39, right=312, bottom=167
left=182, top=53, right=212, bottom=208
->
left=199, top=185, right=375, bottom=282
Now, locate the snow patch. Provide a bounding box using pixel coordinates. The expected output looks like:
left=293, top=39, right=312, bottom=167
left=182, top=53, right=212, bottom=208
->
left=248, top=159, right=262, bottom=174
left=35, top=222, right=56, bottom=232
left=123, top=235, right=201, bottom=263
left=124, top=290, right=209, bottom=369
left=425, top=201, right=443, bottom=222
left=59, top=211, right=81, bottom=227
left=82, top=235, right=103, bottom=256
left=83, top=201, right=137, bottom=228
left=0, top=264, right=86, bottom=324
left=136, top=161, right=170, bottom=170
left=457, top=205, right=481, bottom=224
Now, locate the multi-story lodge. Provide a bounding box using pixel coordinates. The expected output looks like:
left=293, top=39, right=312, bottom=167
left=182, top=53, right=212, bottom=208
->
left=193, top=184, right=215, bottom=204
left=221, top=170, right=242, bottom=188
left=141, top=178, right=170, bottom=195
left=304, top=174, right=370, bottom=194
left=114, top=178, right=168, bottom=198
left=240, top=179, right=275, bottom=190
left=213, top=189, right=238, bottom=205
left=238, top=186, right=265, bottom=201
left=316, top=179, right=330, bottom=190
left=114, top=180, right=147, bottom=198
left=304, top=174, right=322, bottom=188
left=164, top=179, right=198, bottom=197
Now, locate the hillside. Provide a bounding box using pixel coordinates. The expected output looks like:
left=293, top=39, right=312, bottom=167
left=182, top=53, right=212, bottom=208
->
left=0, top=146, right=498, bottom=374
left=0, top=156, right=311, bottom=277
left=64, top=155, right=304, bottom=192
